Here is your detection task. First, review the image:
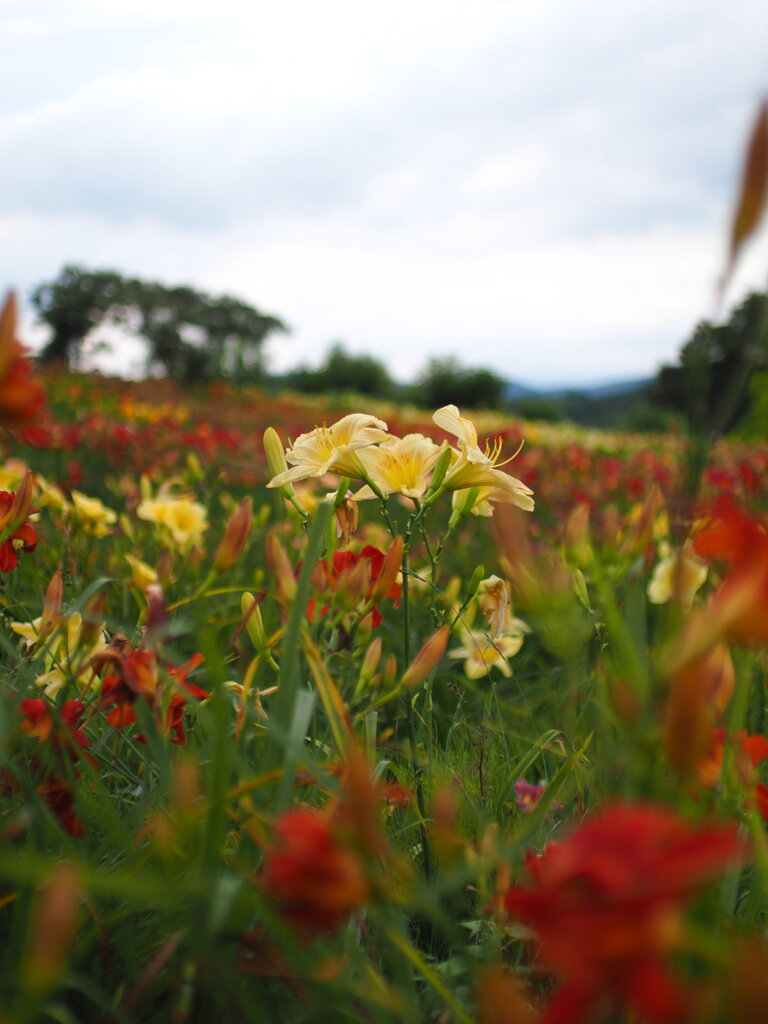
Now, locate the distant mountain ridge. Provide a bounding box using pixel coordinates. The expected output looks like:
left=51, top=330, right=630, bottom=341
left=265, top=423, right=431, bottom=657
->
left=505, top=376, right=654, bottom=402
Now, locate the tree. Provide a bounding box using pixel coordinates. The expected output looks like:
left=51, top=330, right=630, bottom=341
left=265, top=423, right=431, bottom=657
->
left=411, top=357, right=507, bottom=410
left=31, top=265, right=288, bottom=383
left=289, top=344, right=395, bottom=399
left=651, top=291, right=768, bottom=435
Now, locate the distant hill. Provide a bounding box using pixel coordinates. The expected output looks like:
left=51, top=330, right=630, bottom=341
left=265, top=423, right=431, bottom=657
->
left=505, top=376, right=664, bottom=430
left=505, top=376, right=655, bottom=402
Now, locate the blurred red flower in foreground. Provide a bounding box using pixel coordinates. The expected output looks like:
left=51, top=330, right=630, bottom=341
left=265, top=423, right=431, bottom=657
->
left=260, top=806, right=368, bottom=940
left=505, top=803, right=746, bottom=1024
left=0, top=291, right=46, bottom=428
left=693, top=500, right=768, bottom=646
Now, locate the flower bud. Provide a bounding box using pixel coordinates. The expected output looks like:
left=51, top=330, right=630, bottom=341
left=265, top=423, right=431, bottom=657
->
left=263, top=427, right=289, bottom=481
left=241, top=592, right=268, bottom=651
left=39, top=569, right=63, bottom=640
left=370, top=535, right=404, bottom=603
left=399, top=626, right=449, bottom=689
left=213, top=496, right=253, bottom=573
left=357, top=636, right=382, bottom=691
left=266, top=534, right=297, bottom=604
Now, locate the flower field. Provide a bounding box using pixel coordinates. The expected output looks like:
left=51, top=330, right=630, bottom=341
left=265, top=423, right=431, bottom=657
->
left=3, top=292, right=768, bottom=1023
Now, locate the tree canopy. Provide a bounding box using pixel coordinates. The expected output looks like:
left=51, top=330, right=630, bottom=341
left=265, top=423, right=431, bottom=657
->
left=31, top=266, right=288, bottom=383
left=651, top=291, right=768, bottom=435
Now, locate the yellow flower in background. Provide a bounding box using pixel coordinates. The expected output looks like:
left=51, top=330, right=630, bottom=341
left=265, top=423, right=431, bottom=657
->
left=71, top=491, right=117, bottom=537
left=9, top=611, right=108, bottom=698
left=354, top=433, right=447, bottom=500
left=648, top=543, right=708, bottom=612
left=35, top=474, right=70, bottom=512
left=449, top=619, right=529, bottom=679
left=0, top=458, right=28, bottom=491
left=137, top=493, right=208, bottom=551
left=267, top=413, right=389, bottom=487
left=125, top=553, right=159, bottom=590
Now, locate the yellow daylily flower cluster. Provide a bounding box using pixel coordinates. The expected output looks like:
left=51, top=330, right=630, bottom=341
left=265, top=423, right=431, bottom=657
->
left=267, top=405, right=533, bottom=518
left=71, top=490, right=118, bottom=537
left=10, top=611, right=109, bottom=698
left=137, top=478, right=208, bottom=552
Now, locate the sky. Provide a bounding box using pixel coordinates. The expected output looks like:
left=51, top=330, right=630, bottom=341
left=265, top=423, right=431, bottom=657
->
left=2, top=0, right=768, bottom=387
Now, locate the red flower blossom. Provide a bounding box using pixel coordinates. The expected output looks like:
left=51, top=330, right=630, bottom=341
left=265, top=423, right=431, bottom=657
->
left=304, top=544, right=401, bottom=629
left=698, top=729, right=768, bottom=820
left=0, top=472, right=38, bottom=572
left=504, top=803, right=746, bottom=1024
left=99, top=650, right=207, bottom=744
left=0, top=291, right=46, bottom=429
left=693, top=500, right=768, bottom=645
left=259, top=806, right=368, bottom=940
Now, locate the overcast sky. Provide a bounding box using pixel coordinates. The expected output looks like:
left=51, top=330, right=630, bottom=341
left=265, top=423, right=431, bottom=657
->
left=2, top=0, right=767, bottom=386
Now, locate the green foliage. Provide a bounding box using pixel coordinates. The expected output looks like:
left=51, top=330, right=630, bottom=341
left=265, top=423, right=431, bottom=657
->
left=651, top=290, right=768, bottom=435
left=287, top=343, right=396, bottom=399
left=411, top=358, right=506, bottom=410
left=31, top=265, right=288, bottom=383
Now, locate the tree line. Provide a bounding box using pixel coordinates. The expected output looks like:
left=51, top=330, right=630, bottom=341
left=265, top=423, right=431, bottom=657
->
left=26, top=266, right=768, bottom=430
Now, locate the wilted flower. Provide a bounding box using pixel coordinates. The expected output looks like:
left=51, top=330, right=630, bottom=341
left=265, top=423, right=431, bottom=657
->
left=477, top=575, right=510, bottom=640
left=505, top=803, right=746, bottom=1024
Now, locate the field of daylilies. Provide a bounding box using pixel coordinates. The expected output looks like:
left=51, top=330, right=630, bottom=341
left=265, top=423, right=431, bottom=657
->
left=3, top=287, right=768, bottom=1024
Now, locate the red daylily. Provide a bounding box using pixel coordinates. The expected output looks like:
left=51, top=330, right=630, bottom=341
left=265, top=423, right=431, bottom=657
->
left=0, top=472, right=38, bottom=572
left=0, top=291, right=46, bottom=429
left=693, top=500, right=768, bottom=645
left=259, top=805, right=368, bottom=940
left=304, top=544, right=401, bottom=629
left=698, top=729, right=768, bottom=820
left=99, top=649, right=207, bottom=744
left=504, top=803, right=746, bottom=1024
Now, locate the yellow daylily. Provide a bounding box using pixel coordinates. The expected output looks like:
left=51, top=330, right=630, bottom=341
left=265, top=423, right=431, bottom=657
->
left=137, top=493, right=208, bottom=551
left=267, top=413, right=389, bottom=487
left=449, top=619, right=529, bottom=679
left=71, top=491, right=117, bottom=537
left=431, top=405, right=534, bottom=513
left=354, top=433, right=447, bottom=501
left=647, top=543, right=708, bottom=612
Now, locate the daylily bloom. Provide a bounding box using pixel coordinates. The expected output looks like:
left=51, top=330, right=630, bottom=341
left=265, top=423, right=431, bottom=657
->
left=647, top=542, right=708, bottom=612
left=0, top=472, right=38, bottom=571
left=70, top=490, right=117, bottom=538
left=353, top=433, right=447, bottom=500
left=259, top=805, right=368, bottom=939
left=0, top=291, right=46, bottom=428
left=431, top=405, right=533, bottom=513
left=505, top=803, right=746, bottom=1024
left=267, top=413, right=389, bottom=487
left=137, top=491, right=208, bottom=551
left=697, top=729, right=768, bottom=819
left=10, top=609, right=109, bottom=698
left=98, top=649, right=207, bottom=744
left=692, top=500, right=768, bottom=645
left=449, top=619, right=529, bottom=678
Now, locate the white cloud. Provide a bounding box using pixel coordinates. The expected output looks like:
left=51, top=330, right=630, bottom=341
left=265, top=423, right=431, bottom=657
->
left=2, top=0, right=767, bottom=385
